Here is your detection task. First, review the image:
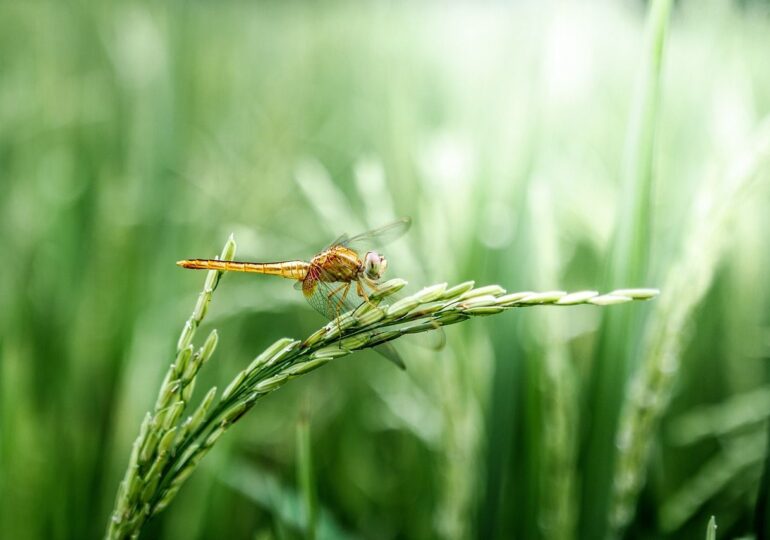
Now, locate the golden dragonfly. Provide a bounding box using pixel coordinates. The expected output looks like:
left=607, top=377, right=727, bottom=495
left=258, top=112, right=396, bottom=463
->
left=177, top=218, right=439, bottom=368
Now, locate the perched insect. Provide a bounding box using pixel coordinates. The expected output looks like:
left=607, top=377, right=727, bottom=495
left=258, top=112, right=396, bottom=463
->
left=177, top=218, right=439, bottom=368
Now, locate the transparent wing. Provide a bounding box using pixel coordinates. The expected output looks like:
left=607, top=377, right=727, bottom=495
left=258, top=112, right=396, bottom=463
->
left=300, top=268, right=407, bottom=369
left=405, top=321, right=446, bottom=351
left=373, top=342, right=406, bottom=370
left=301, top=275, right=444, bottom=351
left=328, top=217, right=412, bottom=252
left=300, top=262, right=363, bottom=320
left=302, top=279, right=360, bottom=321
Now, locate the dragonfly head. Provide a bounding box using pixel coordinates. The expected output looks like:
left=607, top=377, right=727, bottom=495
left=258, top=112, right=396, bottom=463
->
left=363, top=251, right=388, bottom=280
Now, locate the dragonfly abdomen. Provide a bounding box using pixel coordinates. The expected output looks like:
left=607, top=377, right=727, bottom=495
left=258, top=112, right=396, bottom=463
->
left=177, top=259, right=309, bottom=279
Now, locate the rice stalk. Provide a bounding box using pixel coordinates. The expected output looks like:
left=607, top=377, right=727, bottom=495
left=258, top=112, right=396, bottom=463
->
left=609, top=118, right=770, bottom=535
left=530, top=184, right=577, bottom=540
left=106, top=235, right=237, bottom=540
left=706, top=516, right=717, bottom=540
left=580, top=0, right=672, bottom=533
left=431, top=342, right=485, bottom=540
left=296, top=417, right=317, bottom=540
left=106, top=236, right=657, bottom=539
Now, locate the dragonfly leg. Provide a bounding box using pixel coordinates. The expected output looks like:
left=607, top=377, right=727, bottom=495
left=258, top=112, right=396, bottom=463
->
left=327, top=282, right=352, bottom=344
left=355, top=280, right=378, bottom=308
left=339, top=282, right=352, bottom=304
left=326, top=282, right=347, bottom=301
left=328, top=282, right=352, bottom=316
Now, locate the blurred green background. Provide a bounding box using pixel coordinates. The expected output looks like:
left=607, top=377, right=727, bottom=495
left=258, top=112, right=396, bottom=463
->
left=2, top=1, right=770, bottom=539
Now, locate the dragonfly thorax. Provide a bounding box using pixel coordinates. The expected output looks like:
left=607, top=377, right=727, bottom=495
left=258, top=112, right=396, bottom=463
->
left=309, top=246, right=361, bottom=283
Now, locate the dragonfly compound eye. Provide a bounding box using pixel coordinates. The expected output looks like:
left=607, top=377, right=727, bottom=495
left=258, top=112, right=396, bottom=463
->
left=364, top=251, right=387, bottom=279
left=378, top=255, right=388, bottom=277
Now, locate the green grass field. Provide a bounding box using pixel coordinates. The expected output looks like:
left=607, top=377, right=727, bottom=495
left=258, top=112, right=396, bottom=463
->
left=1, top=1, right=770, bottom=539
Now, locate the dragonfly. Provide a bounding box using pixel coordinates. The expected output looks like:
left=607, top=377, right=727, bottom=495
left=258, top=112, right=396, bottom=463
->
left=177, top=218, right=439, bottom=368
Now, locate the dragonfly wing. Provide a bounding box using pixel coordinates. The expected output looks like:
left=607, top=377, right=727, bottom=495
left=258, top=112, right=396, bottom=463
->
left=302, top=268, right=408, bottom=369
left=412, top=322, right=447, bottom=351
left=324, top=233, right=349, bottom=251
left=302, top=262, right=360, bottom=320
left=331, top=217, right=412, bottom=252
left=373, top=343, right=406, bottom=370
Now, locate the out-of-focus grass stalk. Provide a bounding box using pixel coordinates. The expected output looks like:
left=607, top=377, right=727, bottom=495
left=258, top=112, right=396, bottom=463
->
left=432, top=343, right=483, bottom=540
left=667, top=386, right=770, bottom=445
left=222, top=459, right=353, bottom=539
left=356, top=159, right=481, bottom=540
left=296, top=417, right=317, bottom=540
left=614, top=0, right=671, bottom=281
left=107, top=238, right=656, bottom=538
left=581, top=0, right=671, bottom=537
left=300, top=162, right=474, bottom=539
left=530, top=185, right=576, bottom=540
left=706, top=516, right=717, bottom=540
left=609, top=119, right=770, bottom=535
left=756, top=419, right=770, bottom=539
left=659, top=433, right=765, bottom=531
